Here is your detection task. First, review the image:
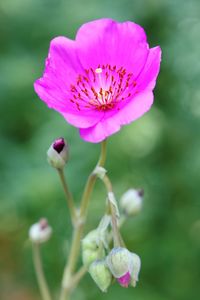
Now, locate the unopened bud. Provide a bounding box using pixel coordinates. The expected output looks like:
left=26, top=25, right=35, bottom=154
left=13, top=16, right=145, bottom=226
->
left=82, top=230, right=106, bottom=267
left=82, top=248, right=102, bottom=268
left=82, top=230, right=99, bottom=251
left=47, top=137, right=68, bottom=169
left=89, top=259, right=112, bottom=292
left=106, top=247, right=131, bottom=279
left=29, top=218, right=52, bottom=243
left=120, top=189, right=143, bottom=216
left=106, top=247, right=141, bottom=288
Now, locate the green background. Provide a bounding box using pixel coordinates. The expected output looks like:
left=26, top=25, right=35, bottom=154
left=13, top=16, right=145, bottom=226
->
left=1, top=0, right=200, bottom=299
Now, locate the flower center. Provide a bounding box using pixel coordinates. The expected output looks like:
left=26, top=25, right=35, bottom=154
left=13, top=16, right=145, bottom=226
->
left=70, top=64, right=137, bottom=111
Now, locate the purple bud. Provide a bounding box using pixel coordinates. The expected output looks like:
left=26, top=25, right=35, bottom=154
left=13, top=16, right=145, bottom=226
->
left=47, top=138, right=68, bottom=169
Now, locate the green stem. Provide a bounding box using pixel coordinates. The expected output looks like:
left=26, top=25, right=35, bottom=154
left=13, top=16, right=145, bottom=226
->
left=32, top=243, right=52, bottom=300
left=80, top=139, right=107, bottom=216
left=59, top=140, right=107, bottom=300
left=70, top=266, right=87, bottom=289
left=57, top=169, right=76, bottom=223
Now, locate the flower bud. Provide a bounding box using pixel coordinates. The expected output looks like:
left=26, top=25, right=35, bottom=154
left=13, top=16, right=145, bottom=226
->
left=106, top=247, right=141, bottom=288
left=120, top=189, right=143, bottom=216
left=82, top=248, right=103, bottom=268
left=29, top=218, right=52, bottom=244
left=82, top=230, right=105, bottom=267
left=47, top=137, right=68, bottom=169
left=106, top=247, right=131, bottom=279
left=89, top=259, right=112, bottom=292
left=82, top=229, right=99, bottom=251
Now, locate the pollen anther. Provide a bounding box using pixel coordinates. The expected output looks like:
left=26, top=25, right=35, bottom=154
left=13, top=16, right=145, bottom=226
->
left=70, top=64, right=136, bottom=112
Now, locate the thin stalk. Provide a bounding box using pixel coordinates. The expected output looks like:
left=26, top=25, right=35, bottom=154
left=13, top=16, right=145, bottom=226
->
left=102, top=174, right=124, bottom=247
left=60, top=221, right=84, bottom=290
left=70, top=266, right=87, bottom=289
left=80, top=139, right=107, bottom=216
left=32, top=243, right=52, bottom=300
left=59, top=140, right=107, bottom=300
left=57, top=169, right=76, bottom=222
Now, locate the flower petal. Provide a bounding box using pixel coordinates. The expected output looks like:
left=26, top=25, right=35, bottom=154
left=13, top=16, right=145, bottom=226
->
left=46, top=36, right=83, bottom=82
left=137, top=46, right=162, bottom=91
left=117, top=272, right=131, bottom=288
left=34, top=77, right=104, bottom=128
left=34, top=37, right=83, bottom=109
left=60, top=109, right=104, bottom=128
left=76, top=18, right=149, bottom=77
left=79, top=91, right=154, bottom=143
left=34, top=37, right=105, bottom=128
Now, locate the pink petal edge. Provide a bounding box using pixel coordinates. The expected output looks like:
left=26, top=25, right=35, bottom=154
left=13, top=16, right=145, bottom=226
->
left=79, top=91, right=154, bottom=143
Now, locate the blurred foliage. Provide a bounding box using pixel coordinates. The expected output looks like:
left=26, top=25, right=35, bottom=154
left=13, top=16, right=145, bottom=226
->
left=0, top=0, right=200, bottom=299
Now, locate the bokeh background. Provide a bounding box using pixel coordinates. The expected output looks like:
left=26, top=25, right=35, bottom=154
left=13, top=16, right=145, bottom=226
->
left=1, top=0, right=200, bottom=299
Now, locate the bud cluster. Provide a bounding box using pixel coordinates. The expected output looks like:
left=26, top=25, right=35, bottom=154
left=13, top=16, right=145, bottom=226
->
left=81, top=188, right=144, bottom=292
left=83, top=243, right=141, bottom=292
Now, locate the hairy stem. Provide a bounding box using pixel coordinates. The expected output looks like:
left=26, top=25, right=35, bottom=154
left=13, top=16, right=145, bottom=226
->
left=59, top=140, right=107, bottom=300
left=57, top=169, right=76, bottom=223
left=32, top=243, right=52, bottom=300
left=80, top=139, right=107, bottom=216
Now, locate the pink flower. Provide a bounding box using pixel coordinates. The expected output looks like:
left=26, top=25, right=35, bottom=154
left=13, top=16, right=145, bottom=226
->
left=34, top=19, right=161, bottom=143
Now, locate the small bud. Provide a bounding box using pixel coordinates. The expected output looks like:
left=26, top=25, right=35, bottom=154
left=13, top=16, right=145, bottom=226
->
left=106, top=247, right=141, bottom=288
left=120, top=189, right=143, bottom=216
left=89, top=259, right=112, bottom=292
left=82, top=230, right=105, bottom=267
left=29, top=218, right=52, bottom=244
left=82, top=230, right=99, bottom=251
left=106, top=247, right=131, bottom=279
left=47, top=137, right=68, bottom=169
left=82, top=249, right=102, bottom=268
